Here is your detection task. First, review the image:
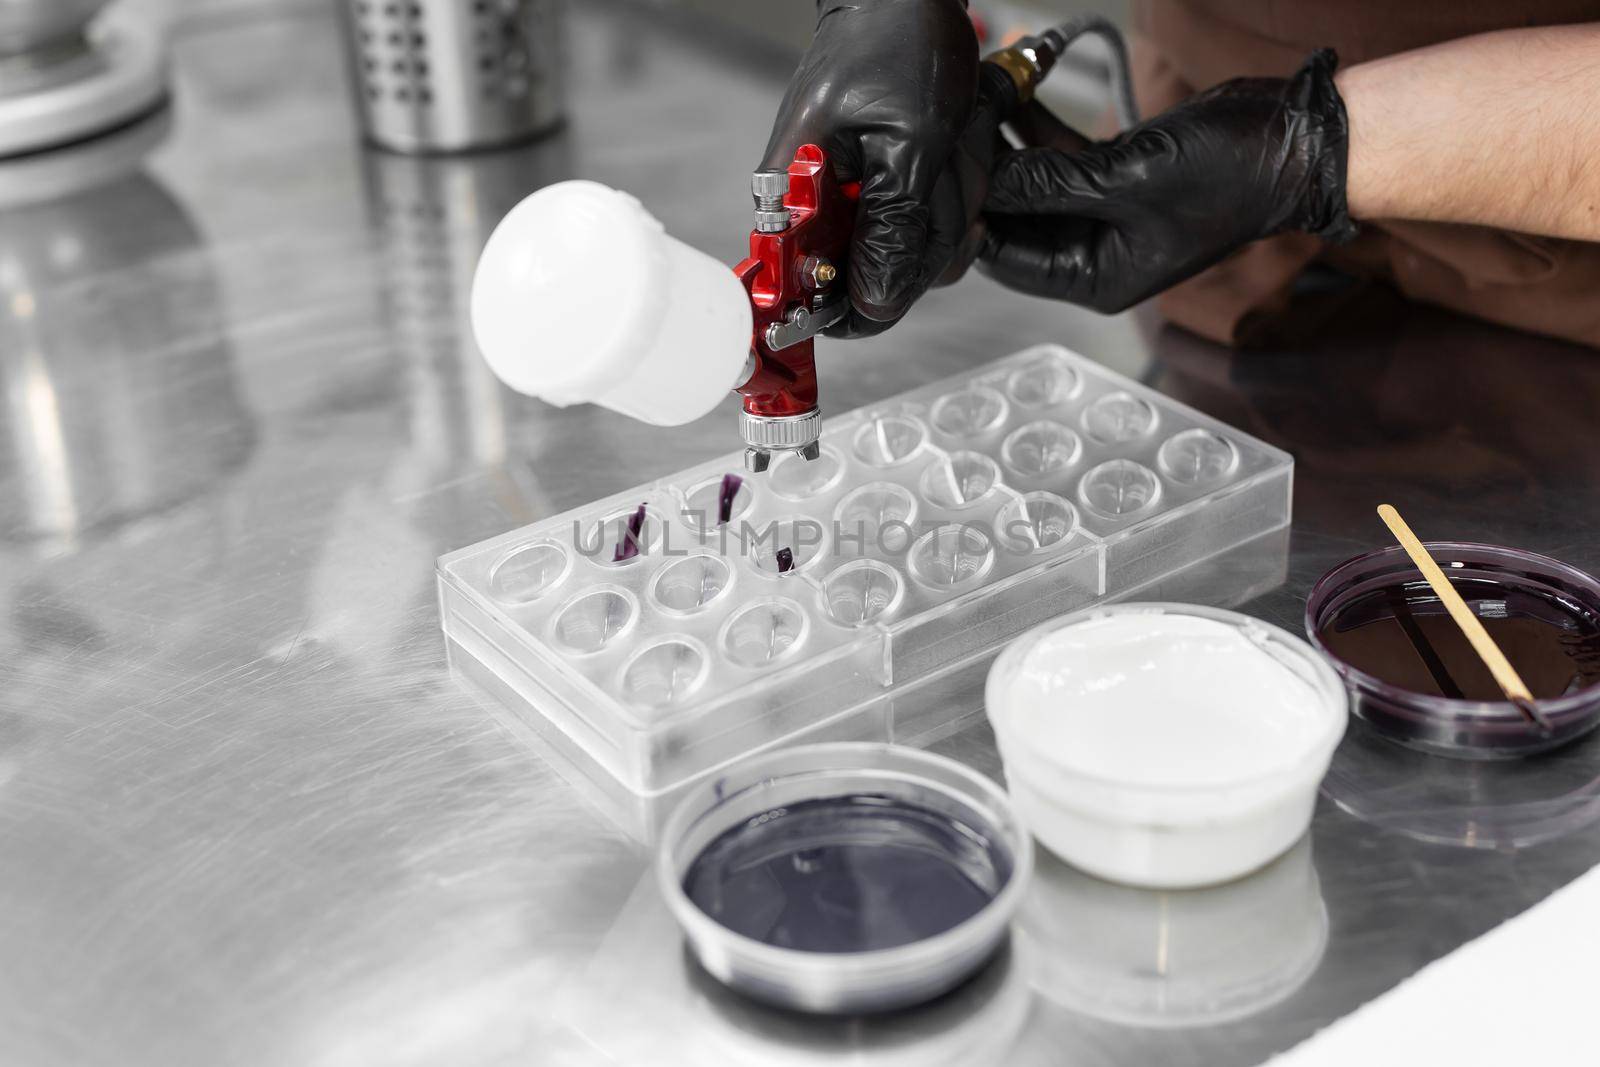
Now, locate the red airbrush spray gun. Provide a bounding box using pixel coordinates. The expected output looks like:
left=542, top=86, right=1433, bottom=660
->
left=731, top=32, right=1070, bottom=472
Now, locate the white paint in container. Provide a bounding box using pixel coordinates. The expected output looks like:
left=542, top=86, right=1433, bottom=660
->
left=986, top=604, right=1348, bottom=888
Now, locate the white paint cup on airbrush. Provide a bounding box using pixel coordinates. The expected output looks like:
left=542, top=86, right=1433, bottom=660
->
left=986, top=604, right=1347, bottom=888
left=471, top=180, right=753, bottom=425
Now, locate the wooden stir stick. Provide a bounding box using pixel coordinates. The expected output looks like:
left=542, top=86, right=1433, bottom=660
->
left=1376, top=504, right=1553, bottom=735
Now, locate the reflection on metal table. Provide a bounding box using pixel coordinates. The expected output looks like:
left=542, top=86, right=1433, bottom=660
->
left=3, top=2, right=1599, bottom=1064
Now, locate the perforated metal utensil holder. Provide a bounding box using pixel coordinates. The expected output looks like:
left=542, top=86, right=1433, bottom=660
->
left=342, top=0, right=564, bottom=154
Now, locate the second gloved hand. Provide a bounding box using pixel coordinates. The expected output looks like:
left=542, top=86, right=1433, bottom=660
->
left=979, top=50, right=1358, bottom=314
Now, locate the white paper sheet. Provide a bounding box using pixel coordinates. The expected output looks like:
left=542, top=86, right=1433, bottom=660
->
left=1267, top=864, right=1596, bottom=1066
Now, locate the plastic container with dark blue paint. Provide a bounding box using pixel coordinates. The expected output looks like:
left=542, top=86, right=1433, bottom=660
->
left=657, top=743, right=1031, bottom=1014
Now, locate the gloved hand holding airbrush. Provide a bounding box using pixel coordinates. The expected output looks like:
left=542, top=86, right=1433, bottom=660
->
left=758, top=0, right=989, bottom=338
left=731, top=5, right=1074, bottom=471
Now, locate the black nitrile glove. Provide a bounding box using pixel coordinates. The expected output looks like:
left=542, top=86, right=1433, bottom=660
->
left=763, top=0, right=982, bottom=336
left=979, top=50, right=1358, bottom=314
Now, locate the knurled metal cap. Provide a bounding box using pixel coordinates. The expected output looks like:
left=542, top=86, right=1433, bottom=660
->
left=740, top=407, right=822, bottom=451
left=754, top=208, right=792, bottom=233
left=751, top=169, right=791, bottom=203
left=752, top=169, right=792, bottom=232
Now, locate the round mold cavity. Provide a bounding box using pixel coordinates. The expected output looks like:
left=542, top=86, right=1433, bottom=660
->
left=767, top=446, right=846, bottom=501
left=551, top=587, right=637, bottom=654
left=822, top=559, right=906, bottom=627
left=1005, top=356, right=1081, bottom=407
left=721, top=597, right=809, bottom=668
left=681, top=475, right=753, bottom=532
left=619, top=637, right=709, bottom=709
left=1158, top=428, right=1239, bottom=487
left=908, top=524, right=997, bottom=590
left=833, top=482, right=919, bottom=555
left=930, top=386, right=1009, bottom=438
left=1001, top=420, right=1083, bottom=478
left=922, top=451, right=1001, bottom=510
left=852, top=414, right=927, bottom=468
left=651, top=553, right=734, bottom=615
left=746, top=515, right=829, bottom=575
left=1078, top=459, right=1162, bottom=519
left=488, top=541, right=570, bottom=604
left=586, top=504, right=664, bottom=567
left=1081, top=392, right=1160, bottom=445
left=996, top=492, right=1079, bottom=553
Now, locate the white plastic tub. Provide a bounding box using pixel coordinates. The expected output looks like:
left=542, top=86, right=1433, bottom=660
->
left=985, top=603, right=1347, bottom=888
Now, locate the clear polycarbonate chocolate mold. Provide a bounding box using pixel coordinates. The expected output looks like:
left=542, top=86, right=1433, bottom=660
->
left=489, top=541, right=570, bottom=605
left=682, top=476, right=753, bottom=530
left=853, top=413, right=927, bottom=468
left=621, top=637, right=708, bottom=709
left=995, top=492, right=1078, bottom=553
left=823, top=559, right=906, bottom=627
left=1079, top=459, right=1162, bottom=518
left=768, top=446, right=847, bottom=501
left=650, top=553, right=734, bottom=614
left=908, top=524, right=997, bottom=590
left=1006, top=354, right=1081, bottom=407
left=720, top=597, right=809, bottom=668
left=742, top=515, right=828, bottom=575
left=1002, top=420, right=1082, bottom=479
left=552, top=588, right=637, bottom=654
left=930, top=385, right=1009, bottom=438
left=834, top=483, right=919, bottom=550
left=1082, top=391, right=1158, bottom=444
left=921, top=452, right=1000, bottom=510
left=1159, top=428, right=1239, bottom=487
left=439, top=344, right=1293, bottom=794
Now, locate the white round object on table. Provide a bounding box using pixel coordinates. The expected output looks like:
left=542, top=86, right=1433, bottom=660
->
left=470, top=180, right=753, bottom=427
left=986, top=603, right=1347, bottom=889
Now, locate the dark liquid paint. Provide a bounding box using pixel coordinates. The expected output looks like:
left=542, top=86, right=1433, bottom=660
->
left=683, top=794, right=1011, bottom=954
left=717, top=473, right=742, bottom=525
left=613, top=502, right=647, bottom=562
left=1318, top=577, right=1600, bottom=701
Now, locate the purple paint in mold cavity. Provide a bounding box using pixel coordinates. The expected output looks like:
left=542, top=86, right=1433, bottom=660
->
left=613, top=503, right=647, bottom=562
left=718, top=473, right=743, bottom=525
left=776, top=547, right=795, bottom=574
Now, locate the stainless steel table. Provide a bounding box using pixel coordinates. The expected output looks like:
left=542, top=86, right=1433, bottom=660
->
left=4, top=3, right=1599, bottom=1064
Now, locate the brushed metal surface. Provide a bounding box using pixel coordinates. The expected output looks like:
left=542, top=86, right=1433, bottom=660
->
left=3, top=3, right=1599, bottom=1065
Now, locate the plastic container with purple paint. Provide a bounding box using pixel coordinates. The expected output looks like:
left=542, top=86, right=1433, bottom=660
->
left=656, top=743, right=1032, bottom=1014
left=1306, top=543, right=1600, bottom=759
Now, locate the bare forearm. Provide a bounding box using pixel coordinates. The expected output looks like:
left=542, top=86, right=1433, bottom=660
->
left=1337, top=24, right=1600, bottom=240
